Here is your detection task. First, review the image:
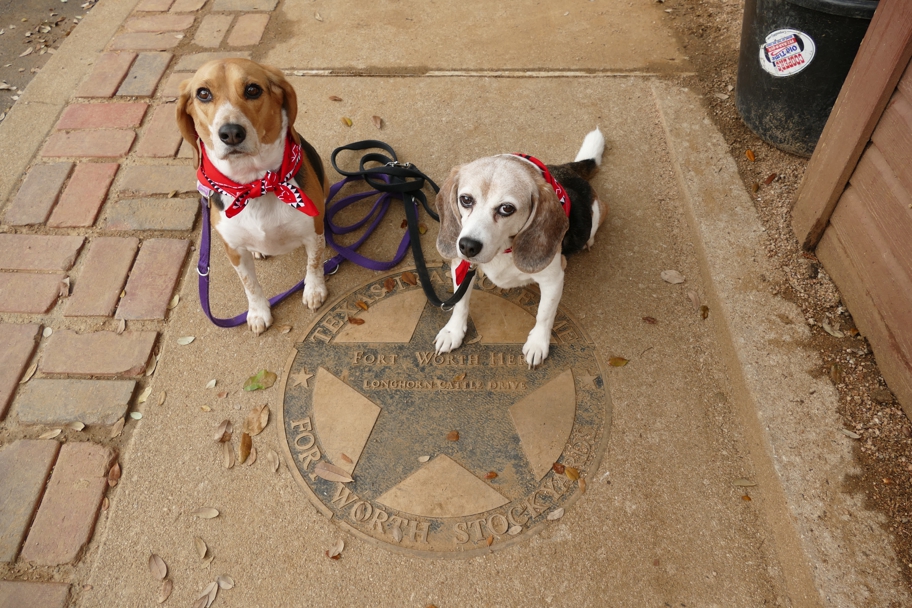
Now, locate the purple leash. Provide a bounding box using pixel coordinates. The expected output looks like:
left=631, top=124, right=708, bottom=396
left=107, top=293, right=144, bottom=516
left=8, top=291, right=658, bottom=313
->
left=196, top=174, right=412, bottom=327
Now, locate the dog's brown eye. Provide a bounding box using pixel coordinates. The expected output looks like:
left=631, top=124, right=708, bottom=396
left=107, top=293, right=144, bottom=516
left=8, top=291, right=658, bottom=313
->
left=245, top=84, right=263, bottom=99
left=458, top=195, right=474, bottom=208
left=498, top=203, right=516, bottom=216
left=196, top=88, right=212, bottom=102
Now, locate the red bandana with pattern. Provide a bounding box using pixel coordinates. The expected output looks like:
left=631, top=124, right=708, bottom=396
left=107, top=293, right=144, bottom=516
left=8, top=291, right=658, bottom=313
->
left=454, top=154, right=570, bottom=286
left=197, top=131, right=318, bottom=219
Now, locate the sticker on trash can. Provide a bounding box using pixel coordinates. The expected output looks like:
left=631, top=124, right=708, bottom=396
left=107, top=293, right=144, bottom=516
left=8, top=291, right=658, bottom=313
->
left=759, top=29, right=815, bottom=77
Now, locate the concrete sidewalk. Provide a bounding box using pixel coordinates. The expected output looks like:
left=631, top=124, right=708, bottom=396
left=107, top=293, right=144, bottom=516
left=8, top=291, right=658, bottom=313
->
left=0, top=0, right=908, bottom=606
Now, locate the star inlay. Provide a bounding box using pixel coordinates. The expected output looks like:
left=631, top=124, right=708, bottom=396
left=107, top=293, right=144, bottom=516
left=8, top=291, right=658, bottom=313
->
left=291, top=368, right=314, bottom=388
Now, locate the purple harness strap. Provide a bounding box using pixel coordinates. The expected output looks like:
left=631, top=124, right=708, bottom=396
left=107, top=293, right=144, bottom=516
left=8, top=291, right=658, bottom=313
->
left=197, top=174, right=412, bottom=327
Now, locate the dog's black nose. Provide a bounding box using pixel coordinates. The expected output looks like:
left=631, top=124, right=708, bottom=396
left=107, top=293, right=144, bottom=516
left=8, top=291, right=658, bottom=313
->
left=218, top=123, right=246, bottom=146
left=458, top=237, right=483, bottom=258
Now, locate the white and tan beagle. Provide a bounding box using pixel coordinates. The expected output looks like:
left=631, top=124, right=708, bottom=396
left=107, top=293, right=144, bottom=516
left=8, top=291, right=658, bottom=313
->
left=435, top=128, right=608, bottom=367
left=176, top=58, right=329, bottom=334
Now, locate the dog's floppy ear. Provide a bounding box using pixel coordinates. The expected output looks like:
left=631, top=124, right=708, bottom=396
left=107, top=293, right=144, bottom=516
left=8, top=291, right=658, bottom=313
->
left=176, top=78, right=200, bottom=166
left=261, top=63, right=298, bottom=129
left=435, top=165, right=463, bottom=260
left=511, top=179, right=569, bottom=274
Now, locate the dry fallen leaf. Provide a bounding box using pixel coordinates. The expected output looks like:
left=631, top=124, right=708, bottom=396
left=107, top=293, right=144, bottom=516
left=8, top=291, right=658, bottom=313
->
left=642, top=316, right=658, bottom=325
left=608, top=357, right=629, bottom=367
left=485, top=471, right=498, bottom=480
left=348, top=316, right=365, bottom=325
left=108, top=462, right=121, bottom=487
left=192, top=507, right=220, bottom=519
left=745, top=149, right=756, bottom=162
left=840, top=428, right=861, bottom=439
left=217, top=575, right=234, bottom=590
left=547, top=508, right=565, bottom=521
left=278, top=325, right=293, bottom=334
left=341, top=116, right=352, bottom=127
left=201, top=405, right=211, bottom=412
left=201, top=554, right=214, bottom=569
left=418, top=455, right=430, bottom=463
left=327, top=538, right=344, bottom=559
left=340, top=453, right=353, bottom=464
left=195, top=536, right=207, bottom=560
left=19, top=362, right=37, bottom=384
left=384, top=277, right=395, bottom=292
left=199, top=581, right=218, bottom=607
left=822, top=321, right=845, bottom=338
left=485, top=535, right=494, bottom=547
left=167, top=294, right=180, bottom=310
left=177, top=336, right=195, bottom=345
left=764, top=172, right=778, bottom=185
left=39, top=428, right=61, bottom=439
left=243, top=404, right=270, bottom=436
left=508, top=525, right=523, bottom=536
left=687, top=290, right=701, bottom=310
left=418, top=223, right=428, bottom=235
left=116, top=318, right=126, bottom=335
left=466, top=335, right=483, bottom=344
left=42, top=327, right=52, bottom=338
left=111, top=417, right=125, bottom=438
left=552, top=462, right=565, bottom=475
left=59, top=277, right=70, bottom=298
left=660, top=270, right=685, bottom=284
left=158, top=392, right=166, bottom=406
left=130, top=411, right=142, bottom=420
left=452, top=372, right=466, bottom=382
left=579, top=478, right=587, bottom=494
left=247, top=446, right=257, bottom=466
left=101, top=497, right=109, bottom=511
left=700, top=305, right=709, bottom=320
left=329, top=95, right=342, bottom=101
left=206, top=379, right=217, bottom=389
left=221, top=440, right=235, bottom=469
left=751, top=182, right=760, bottom=193
left=391, top=526, right=403, bottom=543
left=68, top=421, right=85, bottom=431
left=157, top=579, right=172, bottom=604
left=401, top=271, right=417, bottom=286
left=355, top=301, right=369, bottom=311
left=138, top=386, right=152, bottom=404
left=314, top=11, right=323, bottom=21
left=565, top=466, right=580, bottom=481
left=192, top=597, right=207, bottom=608
left=315, top=461, right=354, bottom=483
left=239, top=432, right=252, bottom=464
left=830, top=363, right=843, bottom=384
left=214, top=420, right=233, bottom=443
left=400, top=219, right=408, bottom=229
left=446, top=430, right=459, bottom=442
left=742, top=494, right=752, bottom=501
left=372, top=115, right=383, bottom=129
left=217, top=391, right=228, bottom=399
left=145, top=356, right=158, bottom=377
left=148, top=553, right=167, bottom=580
left=733, top=479, right=757, bottom=487
left=267, top=449, right=280, bottom=472
left=244, top=370, right=277, bottom=391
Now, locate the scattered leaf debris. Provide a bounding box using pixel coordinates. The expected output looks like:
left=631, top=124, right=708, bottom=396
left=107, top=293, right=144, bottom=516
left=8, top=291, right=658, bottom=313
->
left=157, top=579, right=173, bottom=604
left=20, top=363, right=37, bottom=384
left=446, top=430, right=460, bottom=442
left=579, top=478, right=587, bottom=494
left=372, top=115, right=383, bottom=129
left=341, top=116, right=352, bottom=127
left=38, top=429, right=61, bottom=439
left=401, top=271, right=417, bottom=285
left=485, top=535, right=494, bottom=547
left=547, top=508, right=565, bottom=521
left=764, top=172, right=777, bottom=185
left=484, top=471, right=498, bottom=480
left=192, top=507, right=220, bottom=519
left=608, top=357, right=629, bottom=367
left=660, top=269, right=685, bottom=284
left=130, top=412, right=142, bottom=420
left=745, top=149, right=756, bottom=162
left=247, top=447, right=257, bottom=466
left=552, top=462, right=565, bottom=475
left=329, top=95, right=342, bottom=101
left=138, top=386, right=152, bottom=403
left=700, top=305, right=709, bottom=320
left=742, top=494, right=752, bottom=501
left=176, top=336, right=195, bottom=345
left=239, top=432, right=252, bottom=464
left=243, top=370, right=277, bottom=391
left=840, top=428, right=861, bottom=439
left=243, top=404, right=270, bottom=436
left=326, top=538, right=344, bottom=559
left=68, top=421, right=85, bottom=431
left=216, top=575, right=234, bottom=590
left=267, top=449, right=280, bottom=472
left=206, top=379, right=217, bottom=389
left=642, top=316, right=657, bottom=324
left=508, top=525, right=522, bottom=535
left=167, top=294, right=180, bottom=310
left=384, top=277, right=396, bottom=292
left=195, top=537, right=208, bottom=560
left=315, top=461, right=354, bottom=483
left=148, top=553, right=167, bottom=580
left=278, top=325, right=293, bottom=334
left=215, top=420, right=233, bottom=442
left=107, top=462, right=121, bottom=487
left=221, top=441, right=235, bottom=469
left=340, top=453, right=353, bottom=464
left=733, top=478, right=757, bottom=487
left=565, top=467, right=580, bottom=481
left=452, top=372, right=466, bottom=382
left=418, top=455, right=430, bottom=463
left=348, top=316, right=365, bottom=325
left=111, top=417, right=125, bottom=438
left=418, top=223, right=428, bottom=234
left=751, top=182, right=760, bottom=193
left=391, top=526, right=404, bottom=543
left=356, top=301, right=369, bottom=311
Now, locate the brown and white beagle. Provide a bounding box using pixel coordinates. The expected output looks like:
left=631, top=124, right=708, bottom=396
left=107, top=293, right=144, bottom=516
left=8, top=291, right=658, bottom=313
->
left=176, top=58, right=328, bottom=334
left=434, top=128, right=608, bottom=367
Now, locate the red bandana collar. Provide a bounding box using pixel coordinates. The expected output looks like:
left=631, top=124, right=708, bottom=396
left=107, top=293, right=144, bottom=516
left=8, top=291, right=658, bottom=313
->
left=454, top=154, right=570, bottom=285
left=197, top=131, right=318, bottom=219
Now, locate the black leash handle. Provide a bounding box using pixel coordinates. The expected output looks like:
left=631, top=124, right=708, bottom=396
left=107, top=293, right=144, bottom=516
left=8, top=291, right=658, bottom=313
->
left=331, top=140, right=475, bottom=309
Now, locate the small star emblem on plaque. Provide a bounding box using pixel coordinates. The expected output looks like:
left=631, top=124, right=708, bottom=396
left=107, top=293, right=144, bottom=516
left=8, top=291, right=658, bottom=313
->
left=291, top=368, right=314, bottom=388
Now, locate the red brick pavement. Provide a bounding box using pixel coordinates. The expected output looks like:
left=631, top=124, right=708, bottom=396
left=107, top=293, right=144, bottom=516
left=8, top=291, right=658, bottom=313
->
left=124, top=14, right=195, bottom=32
left=47, top=162, right=120, bottom=228
left=195, top=14, right=233, bottom=48
left=117, top=238, right=190, bottom=320
left=0, top=272, right=65, bottom=314
left=0, top=581, right=70, bottom=608
left=56, top=103, right=148, bottom=130
left=0, top=440, right=60, bottom=562
left=75, top=51, right=137, bottom=98
left=42, top=130, right=136, bottom=159
left=135, top=103, right=183, bottom=157
left=40, top=330, right=157, bottom=378
left=117, top=52, right=173, bottom=97
left=0, top=235, right=84, bottom=271
left=20, top=442, right=117, bottom=566
left=64, top=237, right=139, bottom=317
left=0, top=324, right=41, bottom=420
left=3, top=162, right=73, bottom=226
left=227, top=12, right=270, bottom=46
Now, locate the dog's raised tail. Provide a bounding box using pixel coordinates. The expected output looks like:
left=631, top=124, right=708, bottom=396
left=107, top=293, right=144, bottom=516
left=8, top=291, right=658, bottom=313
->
left=574, top=127, right=605, bottom=166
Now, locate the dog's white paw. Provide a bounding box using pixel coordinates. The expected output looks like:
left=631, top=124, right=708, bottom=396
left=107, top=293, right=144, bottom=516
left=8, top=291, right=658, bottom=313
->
left=434, top=326, right=466, bottom=355
left=522, top=333, right=551, bottom=368
left=303, top=280, right=328, bottom=311
left=247, top=299, right=272, bottom=336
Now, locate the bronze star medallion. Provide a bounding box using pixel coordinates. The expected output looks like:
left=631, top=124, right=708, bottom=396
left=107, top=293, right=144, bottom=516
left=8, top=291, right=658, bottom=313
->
left=278, top=268, right=611, bottom=558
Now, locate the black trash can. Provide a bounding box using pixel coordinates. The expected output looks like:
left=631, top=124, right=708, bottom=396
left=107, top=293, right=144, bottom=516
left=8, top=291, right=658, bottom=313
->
left=735, top=0, right=878, bottom=157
